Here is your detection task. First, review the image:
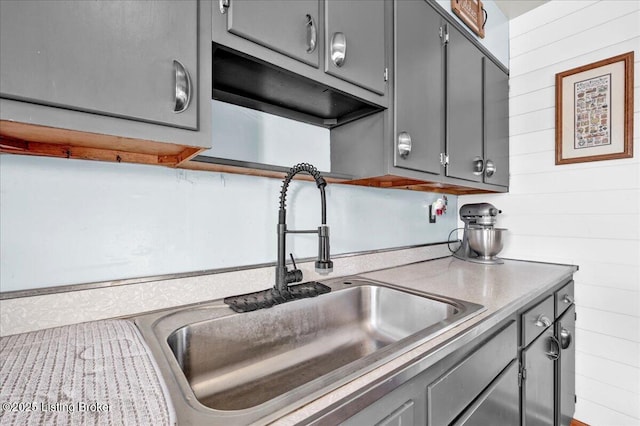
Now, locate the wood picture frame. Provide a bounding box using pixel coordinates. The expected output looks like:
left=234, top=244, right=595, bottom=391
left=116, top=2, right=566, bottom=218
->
left=451, top=0, right=486, bottom=39
left=555, top=51, right=634, bottom=165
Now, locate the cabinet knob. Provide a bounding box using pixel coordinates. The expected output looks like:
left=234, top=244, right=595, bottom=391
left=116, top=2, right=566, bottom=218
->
left=472, top=157, right=484, bottom=175
left=330, top=32, right=347, bottom=67
left=305, top=14, right=317, bottom=54
left=397, top=132, right=412, bottom=158
left=173, top=60, right=192, bottom=114
left=562, top=294, right=573, bottom=304
left=219, top=0, right=229, bottom=14
left=485, top=159, right=496, bottom=177
left=534, top=315, right=551, bottom=328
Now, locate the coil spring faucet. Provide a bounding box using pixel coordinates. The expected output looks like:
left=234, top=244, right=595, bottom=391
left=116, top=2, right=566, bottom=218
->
left=275, top=163, right=333, bottom=295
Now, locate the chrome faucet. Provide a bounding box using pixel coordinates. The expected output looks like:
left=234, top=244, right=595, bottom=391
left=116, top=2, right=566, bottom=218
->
left=274, top=163, right=333, bottom=295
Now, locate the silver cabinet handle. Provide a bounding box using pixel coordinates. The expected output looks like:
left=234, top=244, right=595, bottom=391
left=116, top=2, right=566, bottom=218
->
left=534, top=315, right=551, bottom=328
left=563, top=294, right=574, bottom=304
left=173, top=60, right=191, bottom=114
left=472, top=157, right=484, bottom=175
left=485, top=159, right=496, bottom=177
left=560, top=327, right=572, bottom=349
left=397, top=132, right=412, bottom=158
left=305, top=14, right=317, bottom=54
left=546, top=335, right=560, bottom=360
left=330, top=32, right=347, bottom=67
left=219, top=0, right=229, bottom=14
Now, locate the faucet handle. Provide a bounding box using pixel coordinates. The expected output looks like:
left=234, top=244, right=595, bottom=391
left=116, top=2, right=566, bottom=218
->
left=285, top=253, right=303, bottom=284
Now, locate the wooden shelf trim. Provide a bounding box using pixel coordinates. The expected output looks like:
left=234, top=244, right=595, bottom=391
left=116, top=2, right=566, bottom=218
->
left=0, top=120, right=202, bottom=166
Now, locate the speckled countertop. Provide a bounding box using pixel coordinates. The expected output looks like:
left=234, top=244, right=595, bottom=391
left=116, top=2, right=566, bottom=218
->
left=0, top=255, right=577, bottom=425
left=276, top=256, right=577, bottom=425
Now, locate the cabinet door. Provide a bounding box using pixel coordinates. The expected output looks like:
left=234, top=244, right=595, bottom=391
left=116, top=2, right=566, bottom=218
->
left=227, top=0, right=320, bottom=67
left=0, top=0, right=198, bottom=129
left=483, top=58, right=509, bottom=187
left=453, top=361, right=519, bottom=426
left=523, top=329, right=557, bottom=426
left=325, top=0, right=386, bottom=95
left=393, top=0, right=444, bottom=175
left=446, top=24, right=484, bottom=183
left=557, top=305, right=576, bottom=426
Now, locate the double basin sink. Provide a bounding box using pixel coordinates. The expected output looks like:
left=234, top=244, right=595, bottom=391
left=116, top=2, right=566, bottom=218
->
left=133, top=278, right=484, bottom=424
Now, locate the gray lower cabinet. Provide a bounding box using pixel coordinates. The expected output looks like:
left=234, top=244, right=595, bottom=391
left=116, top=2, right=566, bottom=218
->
left=452, top=360, right=520, bottom=426
left=520, top=281, right=576, bottom=426
left=522, top=328, right=557, bottom=426
left=323, top=279, right=576, bottom=426
left=339, top=320, right=518, bottom=426
left=557, top=305, right=576, bottom=426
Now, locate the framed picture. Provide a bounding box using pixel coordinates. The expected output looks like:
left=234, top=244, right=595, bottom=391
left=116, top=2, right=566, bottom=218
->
left=555, top=51, right=634, bottom=165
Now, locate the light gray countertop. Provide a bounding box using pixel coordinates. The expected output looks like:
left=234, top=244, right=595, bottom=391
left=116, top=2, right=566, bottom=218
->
left=0, top=255, right=577, bottom=425
left=278, top=256, right=577, bottom=424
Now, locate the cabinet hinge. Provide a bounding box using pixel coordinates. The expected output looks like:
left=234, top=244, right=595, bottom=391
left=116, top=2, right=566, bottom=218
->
left=219, top=0, right=230, bottom=14
left=518, top=366, right=526, bottom=387
left=439, top=25, right=449, bottom=45
left=440, top=153, right=449, bottom=167
left=384, top=68, right=389, bottom=82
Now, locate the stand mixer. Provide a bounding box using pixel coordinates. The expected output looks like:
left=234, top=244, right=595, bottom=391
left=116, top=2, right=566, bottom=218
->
left=453, top=203, right=506, bottom=264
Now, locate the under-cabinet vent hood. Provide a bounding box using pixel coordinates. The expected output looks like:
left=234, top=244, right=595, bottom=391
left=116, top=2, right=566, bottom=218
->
left=212, top=45, right=384, bottom=129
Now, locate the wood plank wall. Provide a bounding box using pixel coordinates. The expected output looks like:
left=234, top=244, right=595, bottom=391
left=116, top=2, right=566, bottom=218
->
left=460, top=1, right=640, bottom=424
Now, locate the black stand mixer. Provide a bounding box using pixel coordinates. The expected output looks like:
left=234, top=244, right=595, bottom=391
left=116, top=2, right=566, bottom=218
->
left=453, top=203, right=506, bottom=265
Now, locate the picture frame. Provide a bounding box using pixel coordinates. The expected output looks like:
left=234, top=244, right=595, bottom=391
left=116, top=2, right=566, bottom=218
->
left=555, top=51, right=634, bottom=165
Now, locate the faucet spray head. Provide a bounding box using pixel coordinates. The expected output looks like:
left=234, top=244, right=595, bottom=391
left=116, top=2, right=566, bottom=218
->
left=315, top=225, right=333, bottom=275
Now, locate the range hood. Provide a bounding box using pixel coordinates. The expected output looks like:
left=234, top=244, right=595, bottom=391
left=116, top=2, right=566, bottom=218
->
left=212, top=45, right=384, bottom=129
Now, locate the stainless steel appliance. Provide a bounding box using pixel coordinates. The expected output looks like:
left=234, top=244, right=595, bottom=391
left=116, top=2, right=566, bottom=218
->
left=453, top=203, right=506, bottom=264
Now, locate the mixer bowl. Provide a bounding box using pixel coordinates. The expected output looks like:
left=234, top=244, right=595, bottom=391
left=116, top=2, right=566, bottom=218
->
left=467, top=228, right=506, bottom=259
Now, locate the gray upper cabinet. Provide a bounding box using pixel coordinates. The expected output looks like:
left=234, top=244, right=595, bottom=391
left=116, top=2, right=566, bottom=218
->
left=227, top=0, right=320, bottom=67
left=483, top=58, right=510, bottom=187
left=0, top=0, right=198, bottom=129
left=331, top=0, right=509, bottom=193
left=446, top=26, right=509, bottom=188
left=213, top=0, right=389, bottom=115
left=325, top=0, right=386, bottom=95
left=393, top=0, right=444, bottom=176
left=446, top=23, right=484, bottom=183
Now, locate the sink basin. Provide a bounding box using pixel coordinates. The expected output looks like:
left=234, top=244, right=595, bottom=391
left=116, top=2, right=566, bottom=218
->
left=134, top=278, right=484, bottom=424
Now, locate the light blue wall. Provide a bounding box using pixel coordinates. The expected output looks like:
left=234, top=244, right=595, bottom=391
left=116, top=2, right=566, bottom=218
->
left=0, top=155, right=457, bottom=292
left=202, top=100, right=331, bottom=171
left=436, top=0, right=509, bottom=67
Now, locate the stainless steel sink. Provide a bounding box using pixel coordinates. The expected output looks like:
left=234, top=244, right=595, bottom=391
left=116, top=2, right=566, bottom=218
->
left=133, top=278, right=484, bottom=425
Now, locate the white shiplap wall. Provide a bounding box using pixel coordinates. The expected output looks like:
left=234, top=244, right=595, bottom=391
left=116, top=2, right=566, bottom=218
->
left=461, top=1, right=640, bottom=425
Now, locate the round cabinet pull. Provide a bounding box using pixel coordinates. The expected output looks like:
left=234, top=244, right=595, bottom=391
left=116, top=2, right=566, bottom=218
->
left=485, top=159, right=496, bottom=177
left=173, top=60, right=192, bottom=114
left=472, top=157, right=484, bottom=175
left=534, top=315, right=551, bottom=328
left=560, top=327, right=572, bottom=349
left=563, top=294, right=574, bottom=304
left=330, top=32, right=347, bottom=67
left=397, top=132, right=412, bottom=158
left=546, top=336, right=561, bottom=360
left=305, top=14, right=317, bottom=54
